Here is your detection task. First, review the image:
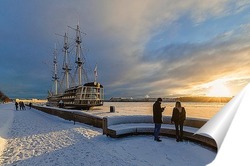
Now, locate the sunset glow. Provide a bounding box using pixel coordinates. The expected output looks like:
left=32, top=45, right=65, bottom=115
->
left=207, top=81, right=232, bottom=97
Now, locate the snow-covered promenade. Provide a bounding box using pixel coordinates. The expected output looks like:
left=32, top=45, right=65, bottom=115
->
left=0, top=103, right=216, bottom=166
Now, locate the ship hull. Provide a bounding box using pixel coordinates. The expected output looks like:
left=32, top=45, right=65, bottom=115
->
left=47, top=82, right=104, bottom=110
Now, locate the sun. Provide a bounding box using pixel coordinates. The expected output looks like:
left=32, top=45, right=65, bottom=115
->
left=207, top=81, right=231, bottom=97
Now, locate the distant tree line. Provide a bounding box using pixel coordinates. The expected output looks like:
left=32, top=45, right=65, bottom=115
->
left=0, top=90, right=11, bottom=103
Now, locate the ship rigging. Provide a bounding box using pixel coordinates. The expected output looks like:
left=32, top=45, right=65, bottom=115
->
left=47, top=23, right=104, bottom=110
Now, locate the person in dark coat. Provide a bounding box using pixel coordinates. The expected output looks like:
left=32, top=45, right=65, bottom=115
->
left=29, top=102, right=32, bottom=109
left=19, top=101, right=22, bottom=110
left=15, top=101, right=18, bottom=110
left=153, top=98, right=166, bottom=142
left=21, top=101, right=26, bottom=110
left=171, top=101, right=186, bottom=142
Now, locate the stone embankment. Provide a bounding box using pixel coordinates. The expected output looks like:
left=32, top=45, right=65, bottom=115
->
left=32, top=105, right=217, bottom=151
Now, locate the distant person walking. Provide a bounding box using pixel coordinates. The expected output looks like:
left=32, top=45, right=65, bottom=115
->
left=22, top=102, right=26, bottom=110
left=19, top=101, right=22, bottom=110
left=171, top=101, right=186, bottom=142
left=153, top=98, right=166, bottom=142
left=19, top=101, right=26, bottom=110
left=29, top=102, right=32, bottom=109
left=15, top=101, right=18, bottom=110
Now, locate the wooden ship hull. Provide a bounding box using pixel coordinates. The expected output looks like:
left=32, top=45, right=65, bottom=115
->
left=47, top=82, right=104, bottom=110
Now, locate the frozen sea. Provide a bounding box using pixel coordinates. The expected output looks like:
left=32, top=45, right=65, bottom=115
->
left=87, top=102, right=226, bottom=119
left=0, top=103, right=216, bottom=166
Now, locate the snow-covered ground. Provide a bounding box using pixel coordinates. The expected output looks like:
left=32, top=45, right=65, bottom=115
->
left=0, top=103, right=216, bottom=166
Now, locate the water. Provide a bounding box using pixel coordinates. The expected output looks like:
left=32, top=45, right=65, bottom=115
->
left=90, top=102, right=227, bottom=119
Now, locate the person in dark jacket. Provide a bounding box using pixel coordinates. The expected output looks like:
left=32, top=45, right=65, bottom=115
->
left=29, top=102, right=32, bottom=109
left=153, top=98, right=166, bottom=142
left=171, top=101, right=186, bottom=142
left=15, top=101, right=18, bottom=110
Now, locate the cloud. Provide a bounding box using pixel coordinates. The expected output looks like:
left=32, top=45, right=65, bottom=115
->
left=1, top=0, right=250, bottom=99
left=107, top=20, right=250, bottom=98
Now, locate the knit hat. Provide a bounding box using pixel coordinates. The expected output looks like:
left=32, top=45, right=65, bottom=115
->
left=157, top=98, right=162, bottom=101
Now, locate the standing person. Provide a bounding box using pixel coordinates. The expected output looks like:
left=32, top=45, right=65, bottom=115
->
left=29, top=102, right=32, bottom=109
left=153, top=98, right=166, bottom=142
left=21, top=102, right=26, bottom=110
left=15, top=101, right=18, bottom=110
left=19, top=101, right=22, bottom=110
left=171, top=101, right=186, bottom=142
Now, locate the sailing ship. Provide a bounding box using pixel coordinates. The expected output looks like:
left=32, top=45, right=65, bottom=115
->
left=47, top=24, right=104, bottom=110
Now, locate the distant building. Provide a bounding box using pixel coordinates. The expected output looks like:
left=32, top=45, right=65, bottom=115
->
left=15, top=98, right=48, bottom=104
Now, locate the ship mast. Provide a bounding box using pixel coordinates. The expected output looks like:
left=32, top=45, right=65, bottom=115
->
left=52, top=44, right=59, bottom=94
left=62, top=32, right=71, bottom=89
left=75, top=23, right=83, bottom=85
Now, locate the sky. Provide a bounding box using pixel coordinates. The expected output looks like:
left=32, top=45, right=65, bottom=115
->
left=1, top=0, right=250, bottom=99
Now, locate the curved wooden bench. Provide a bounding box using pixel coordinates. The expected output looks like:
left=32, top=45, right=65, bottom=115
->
left=103, top=115, right=217, bottom=151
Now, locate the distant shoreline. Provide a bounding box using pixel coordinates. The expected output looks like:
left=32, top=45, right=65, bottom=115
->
left=107, top=96, right=232, bottom=103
